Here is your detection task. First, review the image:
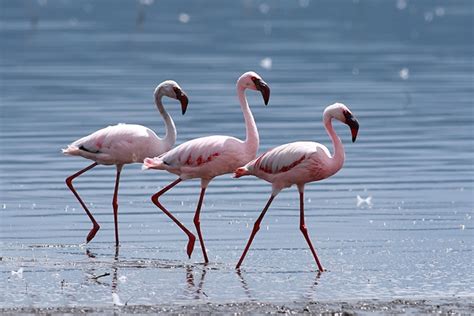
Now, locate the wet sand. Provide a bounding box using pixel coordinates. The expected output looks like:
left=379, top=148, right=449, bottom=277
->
left=1, top=298, right=472, bottom=315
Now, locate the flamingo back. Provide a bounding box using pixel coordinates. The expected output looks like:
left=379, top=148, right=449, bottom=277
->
left=63, top=124, right=166, bottom=165
left=144, top=135, right=255, bottom=179
left=235, top=141, right=332, bottom=181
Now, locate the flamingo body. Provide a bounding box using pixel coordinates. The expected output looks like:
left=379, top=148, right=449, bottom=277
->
left=235, top=141, right=339, bottom=192
left=62, top=80, right=189, bottom=246
left=145, top=71, right=271, bottom=262
left=64, top=124, right=170, bottom=166
left=234, top=103, right=359, bottom=271
left=144, top=135, right=254, bottom=181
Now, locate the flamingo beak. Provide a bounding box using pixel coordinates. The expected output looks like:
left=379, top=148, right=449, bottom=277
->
left=174, top=88, right=189, bottom=115
left=351, top=126, right=359, bottom=142
left=344, top=111, right=359, bottom=142
left=252, top=77, right=270, bottom=105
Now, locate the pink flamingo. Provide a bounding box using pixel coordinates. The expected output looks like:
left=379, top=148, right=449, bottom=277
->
left=143, top=71, right=270, bottom=262
left=62, top=81, right=189, bottom=246
left=233, top=102, right=359, bottom=271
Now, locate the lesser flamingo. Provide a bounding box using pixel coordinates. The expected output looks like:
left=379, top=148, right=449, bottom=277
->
left=143, top=71, right=270, bottom=262
left=234, top=102, right=359, bottom=271
left=63, top=80, right=189, bottom=246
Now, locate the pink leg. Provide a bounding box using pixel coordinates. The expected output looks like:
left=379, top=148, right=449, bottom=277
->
left=65, top=162, right=100, bottom=243
left=299, top=191, right=324, bottom=272
left=112, top=167, right=122, bottom=247
left=193, top=187, right=209, bottom=263
left=151, top=178, right=196, bottom=258
left=236, top=195, right=275, bottom=269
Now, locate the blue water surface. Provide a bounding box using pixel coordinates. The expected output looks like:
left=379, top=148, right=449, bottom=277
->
left=0, top=0, right=472, bottom=308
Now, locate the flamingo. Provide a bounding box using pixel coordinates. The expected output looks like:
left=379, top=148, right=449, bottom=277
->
left=62, top=80, right=189, bottom=247
left=233, top=102, right=359, bottom=271
left=143, top=71, right=270, bottom=262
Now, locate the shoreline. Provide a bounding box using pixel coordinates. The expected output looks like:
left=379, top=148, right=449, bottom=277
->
left=1, top=297, right=472, bottom=315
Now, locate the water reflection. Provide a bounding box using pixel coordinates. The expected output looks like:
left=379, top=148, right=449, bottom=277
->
left=302, top=271, right=322, bottom=301
left=236, top=269, right=322, bottom=301
left=111, top=251, right=121, bottom=305
left=80, top=246, right=210, bottom=304
left=185, top=265, right=208, bottom=299
left=236, top=269, right=252, bottom=299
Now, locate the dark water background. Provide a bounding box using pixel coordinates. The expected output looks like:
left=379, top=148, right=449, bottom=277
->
left=1, top=0, right=472, bottom=308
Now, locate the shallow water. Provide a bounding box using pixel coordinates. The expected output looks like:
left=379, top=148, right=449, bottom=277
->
left=0, top=0, right=473, bottom=308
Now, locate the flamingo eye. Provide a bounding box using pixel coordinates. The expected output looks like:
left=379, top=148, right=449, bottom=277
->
left=343, top=110, right=354, bottom=122
left=250, top=76, right=260, bottom=87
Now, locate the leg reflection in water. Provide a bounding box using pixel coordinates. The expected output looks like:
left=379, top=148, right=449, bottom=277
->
left=185, top=265, right=208, bottom=299
left=236, top=269, right=322, bottom=301
left=236, top=269, right=252, bottom=299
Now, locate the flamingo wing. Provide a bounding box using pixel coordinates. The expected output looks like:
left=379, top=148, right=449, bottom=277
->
left=157, top=135, right=243, bottom=168
left=246, top=141, right=325, bottom=175
left=64, top=124, right=162, bottom=164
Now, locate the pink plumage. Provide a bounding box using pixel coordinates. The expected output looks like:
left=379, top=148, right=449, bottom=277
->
left=144, top=71, right=271, bottom=262
left=63, top=124, right=172, bottom=165
left=62, top=80, right=189, bottom=246
left=234, top=102, right=359, bottom=271
left=144, top=135, right=251, bottom=181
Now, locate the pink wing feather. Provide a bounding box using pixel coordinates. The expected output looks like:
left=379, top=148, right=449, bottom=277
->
left=235, top=142, right=323, bottom=177
left=145, top=135, right=246, bottom=170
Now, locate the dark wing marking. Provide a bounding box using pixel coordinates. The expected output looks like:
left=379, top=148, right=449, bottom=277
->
left=79, top=145, right=100, bottom=154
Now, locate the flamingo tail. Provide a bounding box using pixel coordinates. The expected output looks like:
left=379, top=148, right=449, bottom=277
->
left=62, top=145, right=81, bottom=156
left=142, top=157, right=165, bottom=170
left=233, top=166, right=249, bottom=178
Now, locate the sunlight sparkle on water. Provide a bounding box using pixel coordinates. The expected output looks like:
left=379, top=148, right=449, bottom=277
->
left=179, top=13, right=190, bottom=24
left=435, top=7, right=445, bottom=17
left=260, top=57, right=272, bottom=70
left=112, top=293, right=124, bottom=306
left=396, top=0, right=407, bottom=10
left=399, top=67, right=410, bottom=80
left=259, top=3, right=270, bottom=14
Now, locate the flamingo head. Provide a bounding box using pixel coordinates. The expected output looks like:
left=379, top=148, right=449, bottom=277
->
left=325, top=103, right=359, bottom=142
left=238, top=71, right=270, bottom=105
left=155, top=80, right=189, bottom=115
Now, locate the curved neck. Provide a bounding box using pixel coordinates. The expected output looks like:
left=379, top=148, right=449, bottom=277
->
left=155, top=94, right=176, bottom=146
left=323, top=116, right=345, bottom=175
left=237, top=86, right=259, bottom=155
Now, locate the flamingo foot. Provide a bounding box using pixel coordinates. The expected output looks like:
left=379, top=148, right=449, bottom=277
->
left=186, top=234, right=196, bottom=259
left=86, top=223, right=100, bottom=243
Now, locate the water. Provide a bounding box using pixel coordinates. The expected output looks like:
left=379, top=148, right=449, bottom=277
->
left=1, top=0, right=473, bottom=308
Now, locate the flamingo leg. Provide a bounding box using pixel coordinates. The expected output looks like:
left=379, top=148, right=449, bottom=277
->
left=65, top=162, right=100, bottom=243
left=151, top=178, right=196, bottom=258
left=193, top=187, right=209, bottom=263
left=112, top=167, right=122, bottom=247
left=236, top=194, right=275, bottom=269
left=299, top=191, right=324, bottom=272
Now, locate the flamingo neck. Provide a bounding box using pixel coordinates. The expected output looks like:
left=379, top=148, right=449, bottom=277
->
left=323, top=116, right=345, bottom=175
left=155, top=95, right=176, bottom=147
left=237, top=85, right=259, bottom=156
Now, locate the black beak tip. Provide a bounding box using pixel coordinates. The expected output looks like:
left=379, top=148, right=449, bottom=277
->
left=252, top=77, right=270, bottom=106
left=180, top=94, right=189, bottom=115
left=350, top=126, right=358, bottom=143
left=260, top=86, right=270, bottom=106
